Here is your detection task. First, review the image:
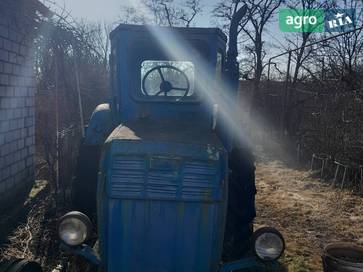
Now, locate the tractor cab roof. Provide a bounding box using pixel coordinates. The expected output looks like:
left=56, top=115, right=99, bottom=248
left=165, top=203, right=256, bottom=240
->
left=110, top=24, right=227, bottom=42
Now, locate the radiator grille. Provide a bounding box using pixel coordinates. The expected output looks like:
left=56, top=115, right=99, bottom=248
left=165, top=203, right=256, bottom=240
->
left=182, top=161, right=217, bottom=200
left=109, top=156, right=221, bottom=201
left=110, top=158, right=146, bottom=197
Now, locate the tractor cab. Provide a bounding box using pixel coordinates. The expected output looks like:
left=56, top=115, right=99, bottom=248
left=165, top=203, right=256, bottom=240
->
left=57, top=23, right=285, bottom=272
left=109, top=25, right=227, bottom=139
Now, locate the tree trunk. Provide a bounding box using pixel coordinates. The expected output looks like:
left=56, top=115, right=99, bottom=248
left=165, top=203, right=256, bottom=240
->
left=251, top=34, right=263, bottom=113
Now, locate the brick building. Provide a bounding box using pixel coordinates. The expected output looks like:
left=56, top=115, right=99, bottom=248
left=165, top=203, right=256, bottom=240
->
left=0, top=0, right=48, bottom=210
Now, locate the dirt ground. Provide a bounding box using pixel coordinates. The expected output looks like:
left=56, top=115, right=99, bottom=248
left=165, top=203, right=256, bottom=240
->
left=254, top=157, right=363, bottom=272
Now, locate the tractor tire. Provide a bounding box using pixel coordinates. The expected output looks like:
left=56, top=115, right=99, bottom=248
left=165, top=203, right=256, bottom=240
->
left=72, top=144, right=101, bottom=222
left=0, top=259, right=42, bottom=272
left=223, top=147, right=257, bottom=262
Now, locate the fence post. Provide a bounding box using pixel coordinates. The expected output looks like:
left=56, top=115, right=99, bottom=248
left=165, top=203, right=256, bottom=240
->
left=281, top=51, right=292, bottom=134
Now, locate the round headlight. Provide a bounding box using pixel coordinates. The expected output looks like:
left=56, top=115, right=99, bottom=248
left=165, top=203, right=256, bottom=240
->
left=58, top=211, right=92, bottom=246
left=253, top=227, right=285, bottom=261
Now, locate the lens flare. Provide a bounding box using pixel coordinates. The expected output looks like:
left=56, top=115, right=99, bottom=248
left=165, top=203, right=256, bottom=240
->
left=124, top=0, right=287, bottom=156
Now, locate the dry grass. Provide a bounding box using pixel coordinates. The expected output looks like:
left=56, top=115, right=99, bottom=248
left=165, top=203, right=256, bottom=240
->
left=0, top=181, right=62, bottom=270
left=254, top=158, right=363, bottom=271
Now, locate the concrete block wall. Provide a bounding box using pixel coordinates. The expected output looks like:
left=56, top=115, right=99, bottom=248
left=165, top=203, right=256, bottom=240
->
left=0, top=7, right=36, bottom=207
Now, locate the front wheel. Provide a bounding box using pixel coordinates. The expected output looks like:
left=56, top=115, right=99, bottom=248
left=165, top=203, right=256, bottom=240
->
left=72, top=144, right=101, bottom=222
left=223, top=147, right=256, bottom=261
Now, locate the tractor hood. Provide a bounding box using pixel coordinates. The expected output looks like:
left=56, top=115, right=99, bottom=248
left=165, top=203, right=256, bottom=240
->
left=98, top=119, right=228, bottom=272
left=105, top=119, right=224, bottom=150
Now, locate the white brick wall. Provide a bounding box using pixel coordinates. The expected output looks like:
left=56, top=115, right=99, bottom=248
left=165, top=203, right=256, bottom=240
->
left=0, top=13, right=35, bottom=198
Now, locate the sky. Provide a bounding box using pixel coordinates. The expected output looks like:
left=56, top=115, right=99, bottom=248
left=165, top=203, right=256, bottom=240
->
left=44, top=0, right=286, bottom=70
left=47, top=0, right=220, bottom=26
left=41, top=0, right=361, bottom=69
left=45, top=0, right=283, bottom=51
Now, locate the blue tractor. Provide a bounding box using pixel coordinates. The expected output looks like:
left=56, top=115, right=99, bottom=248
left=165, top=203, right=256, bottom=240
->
left=59, top=8, right=285, bottom=272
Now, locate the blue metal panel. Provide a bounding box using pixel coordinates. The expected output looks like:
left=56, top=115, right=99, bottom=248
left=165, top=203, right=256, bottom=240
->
left=105, top=200, right=225, bottom=272
left=98, top=137, right=227, bottom=272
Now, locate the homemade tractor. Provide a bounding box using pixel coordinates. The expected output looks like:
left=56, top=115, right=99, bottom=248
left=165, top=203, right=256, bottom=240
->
left=57, top=8, right=285, bottom=272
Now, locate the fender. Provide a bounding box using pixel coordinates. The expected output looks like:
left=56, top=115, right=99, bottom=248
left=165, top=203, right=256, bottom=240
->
left=84, top=103, right=114, bottom=146
left=72, top=103, right=115, bottom=220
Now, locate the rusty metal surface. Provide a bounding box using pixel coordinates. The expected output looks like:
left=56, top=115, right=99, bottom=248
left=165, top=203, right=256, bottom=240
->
left=106, top=119, right=223, bottom=148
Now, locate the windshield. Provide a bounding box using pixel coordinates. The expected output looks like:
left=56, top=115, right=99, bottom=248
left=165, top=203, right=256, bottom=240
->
left=140, top=60, right=196, bottom=101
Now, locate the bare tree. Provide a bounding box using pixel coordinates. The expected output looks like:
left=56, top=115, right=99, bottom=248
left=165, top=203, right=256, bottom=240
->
left=119, top=0, right=202, bottom=27
left=118, top=5, right=148, bottom=25
left=322, top=0, right=363, bottom=90
left=278, top=0, right=331, bottom=138
left=285, top=0, right=331, bottom=84
left=180, top=0, right=202, bottom=27
left=35, top=12, right=109, bottom=204
left=78, top=22, right=112, bottom=69
left=214, top=0, right=283, bottom=100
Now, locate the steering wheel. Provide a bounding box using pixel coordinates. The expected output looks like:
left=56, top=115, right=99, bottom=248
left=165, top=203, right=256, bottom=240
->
left=142, top=65, right=190, bottom=98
